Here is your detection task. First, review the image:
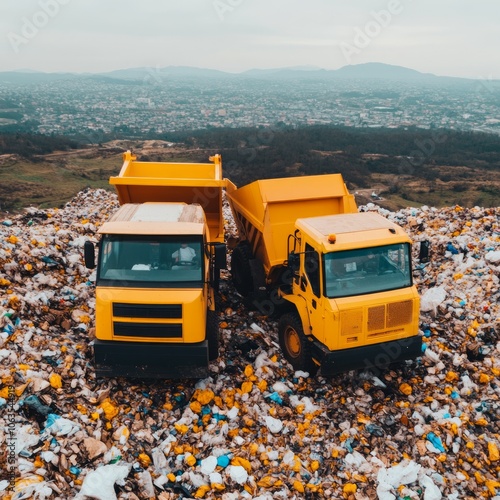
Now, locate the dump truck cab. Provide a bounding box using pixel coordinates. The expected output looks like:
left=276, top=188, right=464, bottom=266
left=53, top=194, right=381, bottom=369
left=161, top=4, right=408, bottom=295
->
left=282, top=212, right=421, bottom=374
left=85, top=152, right=227, bottom=378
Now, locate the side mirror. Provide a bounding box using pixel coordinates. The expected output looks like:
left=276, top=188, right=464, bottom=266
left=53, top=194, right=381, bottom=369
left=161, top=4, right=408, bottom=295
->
left=214, top=243, right=227, bottom=270
left=84, top=241, right=96, bottom=269
left=288, top=252, right=300, bottom=274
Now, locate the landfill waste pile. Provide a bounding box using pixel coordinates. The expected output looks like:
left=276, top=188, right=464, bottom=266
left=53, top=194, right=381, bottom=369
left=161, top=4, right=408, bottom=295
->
left=0, top=189, right=499, bottom=500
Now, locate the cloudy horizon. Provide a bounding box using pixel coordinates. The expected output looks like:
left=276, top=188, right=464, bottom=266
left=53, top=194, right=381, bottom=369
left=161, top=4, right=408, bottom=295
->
left=1, top=0, right=499, bottom=80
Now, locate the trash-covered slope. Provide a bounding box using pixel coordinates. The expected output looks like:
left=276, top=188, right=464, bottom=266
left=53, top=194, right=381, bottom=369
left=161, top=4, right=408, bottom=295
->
left=0, top=190, right=499, bottom=500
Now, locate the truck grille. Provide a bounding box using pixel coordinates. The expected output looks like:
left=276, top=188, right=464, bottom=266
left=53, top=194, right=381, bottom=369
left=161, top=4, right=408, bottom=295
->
left=113, top=303, right=182, bottom=319
left=340, top=308, right=363, bottom=336
left=368, top=300, right=413, bottom=333
left=113, top=322, right=182, bottom=338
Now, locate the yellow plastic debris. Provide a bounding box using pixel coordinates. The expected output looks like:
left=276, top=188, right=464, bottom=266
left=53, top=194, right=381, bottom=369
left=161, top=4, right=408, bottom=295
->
left=193, top=388, right=215, bottom=405
left=257, top=379, right=267, bottom=392
left=293, top=480, right=305, bottom=493
left=244, top=485, right=255, bottom=495
left=15, top=383, right=29, bottom=397
left=257, top=476, right=274, bottom=488
left=190, top=401, right=202, bottom=414
left=15, top=475, right=43, bottom=490
left=194, top=485, right=211, bottom=498
left=174, top=423, right=189, bottom=434
left=248, top=442, right=259, bottom=455
left=399, top=383, right=412, bottom=395
left=488, top=441, right=499, bottom=462
left=343, top=483, right=357, bottom=494
left=486, top=480, right=500, bottom=496
left=244, top=365, right=254, bottom=377
left=474, top=417, right=488, bottom=426
left=310, top=460, right=320, bottom=472
left=49, top=373, right=62, bottom=389
left=185, top=454, right=197, bottom=466
left=241, top=381, right=253, bottom=394
left=98, top=398, right=119, bottom=420
left=479, top=373, right=491, bottom=384
left=352, top=474, right=367, bottom=483
left=138, top=453, right=151, bottom=468
left=231, top=457, right=252, bottom=473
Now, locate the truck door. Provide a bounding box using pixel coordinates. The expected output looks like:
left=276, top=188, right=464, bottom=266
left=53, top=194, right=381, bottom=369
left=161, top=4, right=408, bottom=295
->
left=302, top=243, right=325, bottom=342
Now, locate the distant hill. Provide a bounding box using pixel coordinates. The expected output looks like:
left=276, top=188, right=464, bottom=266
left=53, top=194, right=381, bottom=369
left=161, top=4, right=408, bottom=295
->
left=0, top=63, right=496, bottom=84
left=334, top=62, right=434, bottom=80
left=101, top=65, right=231, bottom=81
left=0, top=71, right=79, bottom=84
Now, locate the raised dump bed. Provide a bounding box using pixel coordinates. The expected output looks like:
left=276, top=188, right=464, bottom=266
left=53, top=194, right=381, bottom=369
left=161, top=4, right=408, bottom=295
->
left=110, top=151, right=226, bottom=242
left=226, top=174, right=357, bottom=280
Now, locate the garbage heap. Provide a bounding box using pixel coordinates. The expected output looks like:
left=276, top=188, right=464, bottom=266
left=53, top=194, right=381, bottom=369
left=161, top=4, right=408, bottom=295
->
left=0, top=190, right=499, bottom=500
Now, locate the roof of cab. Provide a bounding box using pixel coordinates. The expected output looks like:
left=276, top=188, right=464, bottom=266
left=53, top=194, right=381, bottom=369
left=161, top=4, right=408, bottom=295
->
left=297, top=212, right=411, bottom=251
left=98, top=203, right=206, bottom=235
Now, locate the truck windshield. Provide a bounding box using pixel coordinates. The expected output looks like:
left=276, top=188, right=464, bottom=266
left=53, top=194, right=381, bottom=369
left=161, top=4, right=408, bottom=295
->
left=324, top=243, right=412, bottom=298
left=96, top=235, right=203, bottom=286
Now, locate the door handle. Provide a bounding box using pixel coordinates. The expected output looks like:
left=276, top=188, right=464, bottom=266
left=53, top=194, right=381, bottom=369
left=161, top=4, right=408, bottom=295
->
left=300, top=275, right=307, bottom=292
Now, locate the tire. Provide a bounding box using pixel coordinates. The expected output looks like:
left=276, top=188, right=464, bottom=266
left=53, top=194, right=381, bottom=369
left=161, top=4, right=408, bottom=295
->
left=206, top=310, right=219, bottom=361
left=231, top=243, right=253, bottom=296
left=278, top=312, right=318, bottom=374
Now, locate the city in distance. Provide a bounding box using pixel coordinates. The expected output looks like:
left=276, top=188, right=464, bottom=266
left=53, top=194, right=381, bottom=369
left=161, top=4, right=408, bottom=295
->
left=0, top=63, right=499, bottom=138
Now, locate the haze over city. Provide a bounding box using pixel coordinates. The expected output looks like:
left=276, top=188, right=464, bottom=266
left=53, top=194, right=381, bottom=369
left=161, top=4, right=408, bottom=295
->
left=1, top=0, right=499, bottom=79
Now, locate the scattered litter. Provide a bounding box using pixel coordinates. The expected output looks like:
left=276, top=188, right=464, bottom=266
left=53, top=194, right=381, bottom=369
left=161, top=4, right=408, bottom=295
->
left=0, top=192, right=498, bottom=498
left=75, top=464, right=131, bottom=500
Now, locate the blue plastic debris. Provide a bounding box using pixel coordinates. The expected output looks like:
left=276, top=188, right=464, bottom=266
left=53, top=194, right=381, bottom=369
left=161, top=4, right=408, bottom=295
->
left=69, top=466, right=81, bottom=476
left=41, top=256, right=60, bottom=266
left=267, top=392, right=283, bottom=405
left=426, top=432, right=445, bottom=452
left=217, top=455, right=230, bottom=468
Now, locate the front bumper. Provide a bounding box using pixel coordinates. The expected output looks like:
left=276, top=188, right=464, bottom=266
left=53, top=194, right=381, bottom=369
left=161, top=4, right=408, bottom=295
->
left=315, top=335, right=422, bottom=376
left=93, top=339, right=209, bottom=379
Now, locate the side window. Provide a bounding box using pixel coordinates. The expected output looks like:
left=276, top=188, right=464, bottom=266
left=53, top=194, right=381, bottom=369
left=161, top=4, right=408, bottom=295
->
left=304, top=243, right=320, bottom=297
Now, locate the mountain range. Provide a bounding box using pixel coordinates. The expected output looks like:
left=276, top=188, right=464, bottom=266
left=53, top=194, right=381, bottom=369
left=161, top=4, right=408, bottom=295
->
left=0, top=62, right=497, bottom=85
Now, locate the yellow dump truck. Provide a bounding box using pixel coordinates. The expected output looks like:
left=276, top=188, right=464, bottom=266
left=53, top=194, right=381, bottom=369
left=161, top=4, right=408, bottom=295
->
left=226, top=174, right=421, bottom=375
left=84, top=151, right=226, bottom=378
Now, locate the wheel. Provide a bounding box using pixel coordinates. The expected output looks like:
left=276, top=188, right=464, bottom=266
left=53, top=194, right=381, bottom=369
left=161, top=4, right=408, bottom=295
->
left=206, top=310, right=219, bottom=361
left=231, top=243, right=253, bottom=296
left=278, top=312, right=317, bottom=374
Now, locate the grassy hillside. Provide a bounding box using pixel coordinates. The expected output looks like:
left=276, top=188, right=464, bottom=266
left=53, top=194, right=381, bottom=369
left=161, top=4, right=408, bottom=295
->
left=0, top=139, right=217, bottom=212
left=1, top=127, right=500, bottom=214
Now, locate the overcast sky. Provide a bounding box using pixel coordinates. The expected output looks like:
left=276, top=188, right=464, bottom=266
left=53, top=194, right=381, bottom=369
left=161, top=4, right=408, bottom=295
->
left=1, top=0, right=499, bottom=79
